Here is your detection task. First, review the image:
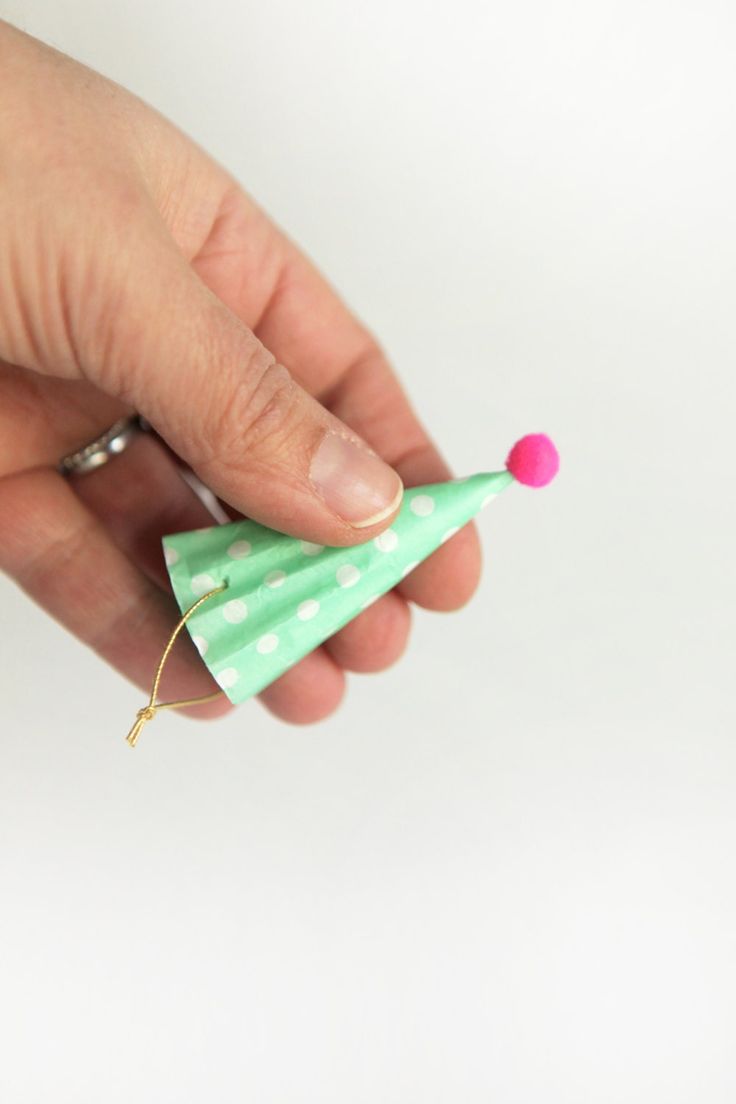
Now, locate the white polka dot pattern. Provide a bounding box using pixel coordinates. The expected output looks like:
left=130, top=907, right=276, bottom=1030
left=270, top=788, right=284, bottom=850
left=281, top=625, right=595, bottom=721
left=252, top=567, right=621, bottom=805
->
left=191, top=573, right=216, bottom=596
left=336, top=564, right=360, bottom=588
left=216, top=667, right=239, bottom=689
left=410, top=494, right=435, bottom=517
left=227, top=540, right=252, bottom=559
left=374, top=528, right=399, bottom=552
left=297, top=599, right=320, bottom=621
left=223, top=599, right=248, bottom=624
left=162, top=468, right=514, bottom=705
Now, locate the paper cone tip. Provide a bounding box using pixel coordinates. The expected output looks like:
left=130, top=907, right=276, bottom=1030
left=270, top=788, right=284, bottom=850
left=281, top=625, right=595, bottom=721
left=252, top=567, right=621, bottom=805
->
left=506, top=434, right=559, bottom=487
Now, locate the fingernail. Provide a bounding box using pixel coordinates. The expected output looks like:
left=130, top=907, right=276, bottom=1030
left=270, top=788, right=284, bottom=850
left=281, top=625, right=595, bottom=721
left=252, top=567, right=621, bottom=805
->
left=310, top=432, right=403, bottom=527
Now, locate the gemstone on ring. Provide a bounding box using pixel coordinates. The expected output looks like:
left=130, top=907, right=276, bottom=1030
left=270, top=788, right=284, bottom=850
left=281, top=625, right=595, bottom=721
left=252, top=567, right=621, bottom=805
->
left=58, top=415, right=146, bottom=476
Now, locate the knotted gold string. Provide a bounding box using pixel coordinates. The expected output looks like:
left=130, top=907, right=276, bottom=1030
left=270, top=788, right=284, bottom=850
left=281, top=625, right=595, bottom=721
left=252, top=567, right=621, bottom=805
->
left=126, top=583, right=228, bottom=747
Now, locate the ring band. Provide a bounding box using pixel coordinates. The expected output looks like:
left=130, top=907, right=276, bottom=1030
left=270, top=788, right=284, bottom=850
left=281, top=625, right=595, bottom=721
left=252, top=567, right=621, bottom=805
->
left=58, top=415, right=148, bottom=476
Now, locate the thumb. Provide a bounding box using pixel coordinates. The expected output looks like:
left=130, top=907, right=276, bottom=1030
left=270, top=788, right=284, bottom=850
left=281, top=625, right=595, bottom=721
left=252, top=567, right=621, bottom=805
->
left=93, top=235, right=403, bottom=546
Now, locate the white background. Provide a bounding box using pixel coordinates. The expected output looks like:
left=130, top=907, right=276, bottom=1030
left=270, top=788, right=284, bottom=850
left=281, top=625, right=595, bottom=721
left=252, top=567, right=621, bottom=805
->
left=1, top=2, right=735, bottom=1100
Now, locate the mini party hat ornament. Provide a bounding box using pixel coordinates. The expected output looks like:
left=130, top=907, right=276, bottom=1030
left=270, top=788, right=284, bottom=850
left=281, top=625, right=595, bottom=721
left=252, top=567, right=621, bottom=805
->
left=126, top=434, right=558, bottom=745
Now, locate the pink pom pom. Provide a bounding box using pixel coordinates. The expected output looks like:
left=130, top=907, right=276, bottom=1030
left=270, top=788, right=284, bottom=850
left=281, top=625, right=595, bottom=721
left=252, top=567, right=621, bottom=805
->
left=505, top=433, right=559, bottom=488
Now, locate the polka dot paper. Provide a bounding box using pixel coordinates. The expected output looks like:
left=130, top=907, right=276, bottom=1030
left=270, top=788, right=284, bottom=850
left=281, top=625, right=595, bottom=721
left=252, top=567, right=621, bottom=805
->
left=159, top=431, right=561, bottom=713
left=162, top=468, right=515, bottom=705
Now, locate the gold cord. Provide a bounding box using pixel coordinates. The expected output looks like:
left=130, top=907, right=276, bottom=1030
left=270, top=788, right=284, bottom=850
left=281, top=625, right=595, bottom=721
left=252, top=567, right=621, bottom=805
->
left=125, top=583, right=227, bottom=748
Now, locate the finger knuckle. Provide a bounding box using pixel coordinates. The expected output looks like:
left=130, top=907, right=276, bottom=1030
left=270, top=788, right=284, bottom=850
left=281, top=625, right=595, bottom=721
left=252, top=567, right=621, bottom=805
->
left=203, top=347, right=302, bottom=469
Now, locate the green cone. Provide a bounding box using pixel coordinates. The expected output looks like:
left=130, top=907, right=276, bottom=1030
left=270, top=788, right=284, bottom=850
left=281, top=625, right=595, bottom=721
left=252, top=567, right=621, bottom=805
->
left=162, top=469, right=514, bottom=704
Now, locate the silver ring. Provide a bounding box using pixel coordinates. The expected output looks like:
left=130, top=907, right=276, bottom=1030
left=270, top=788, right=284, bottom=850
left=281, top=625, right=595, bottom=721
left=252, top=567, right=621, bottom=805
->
left=58, top=415, right=147, bottom=476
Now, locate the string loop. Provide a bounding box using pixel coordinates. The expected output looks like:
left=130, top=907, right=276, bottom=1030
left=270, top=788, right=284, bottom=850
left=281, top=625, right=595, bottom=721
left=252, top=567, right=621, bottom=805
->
left=125, top=583, right=227, bottom=747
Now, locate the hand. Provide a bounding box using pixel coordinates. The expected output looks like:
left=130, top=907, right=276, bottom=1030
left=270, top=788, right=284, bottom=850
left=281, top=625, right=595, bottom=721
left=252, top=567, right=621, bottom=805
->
left=0, top=20, right=482, bottom=724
